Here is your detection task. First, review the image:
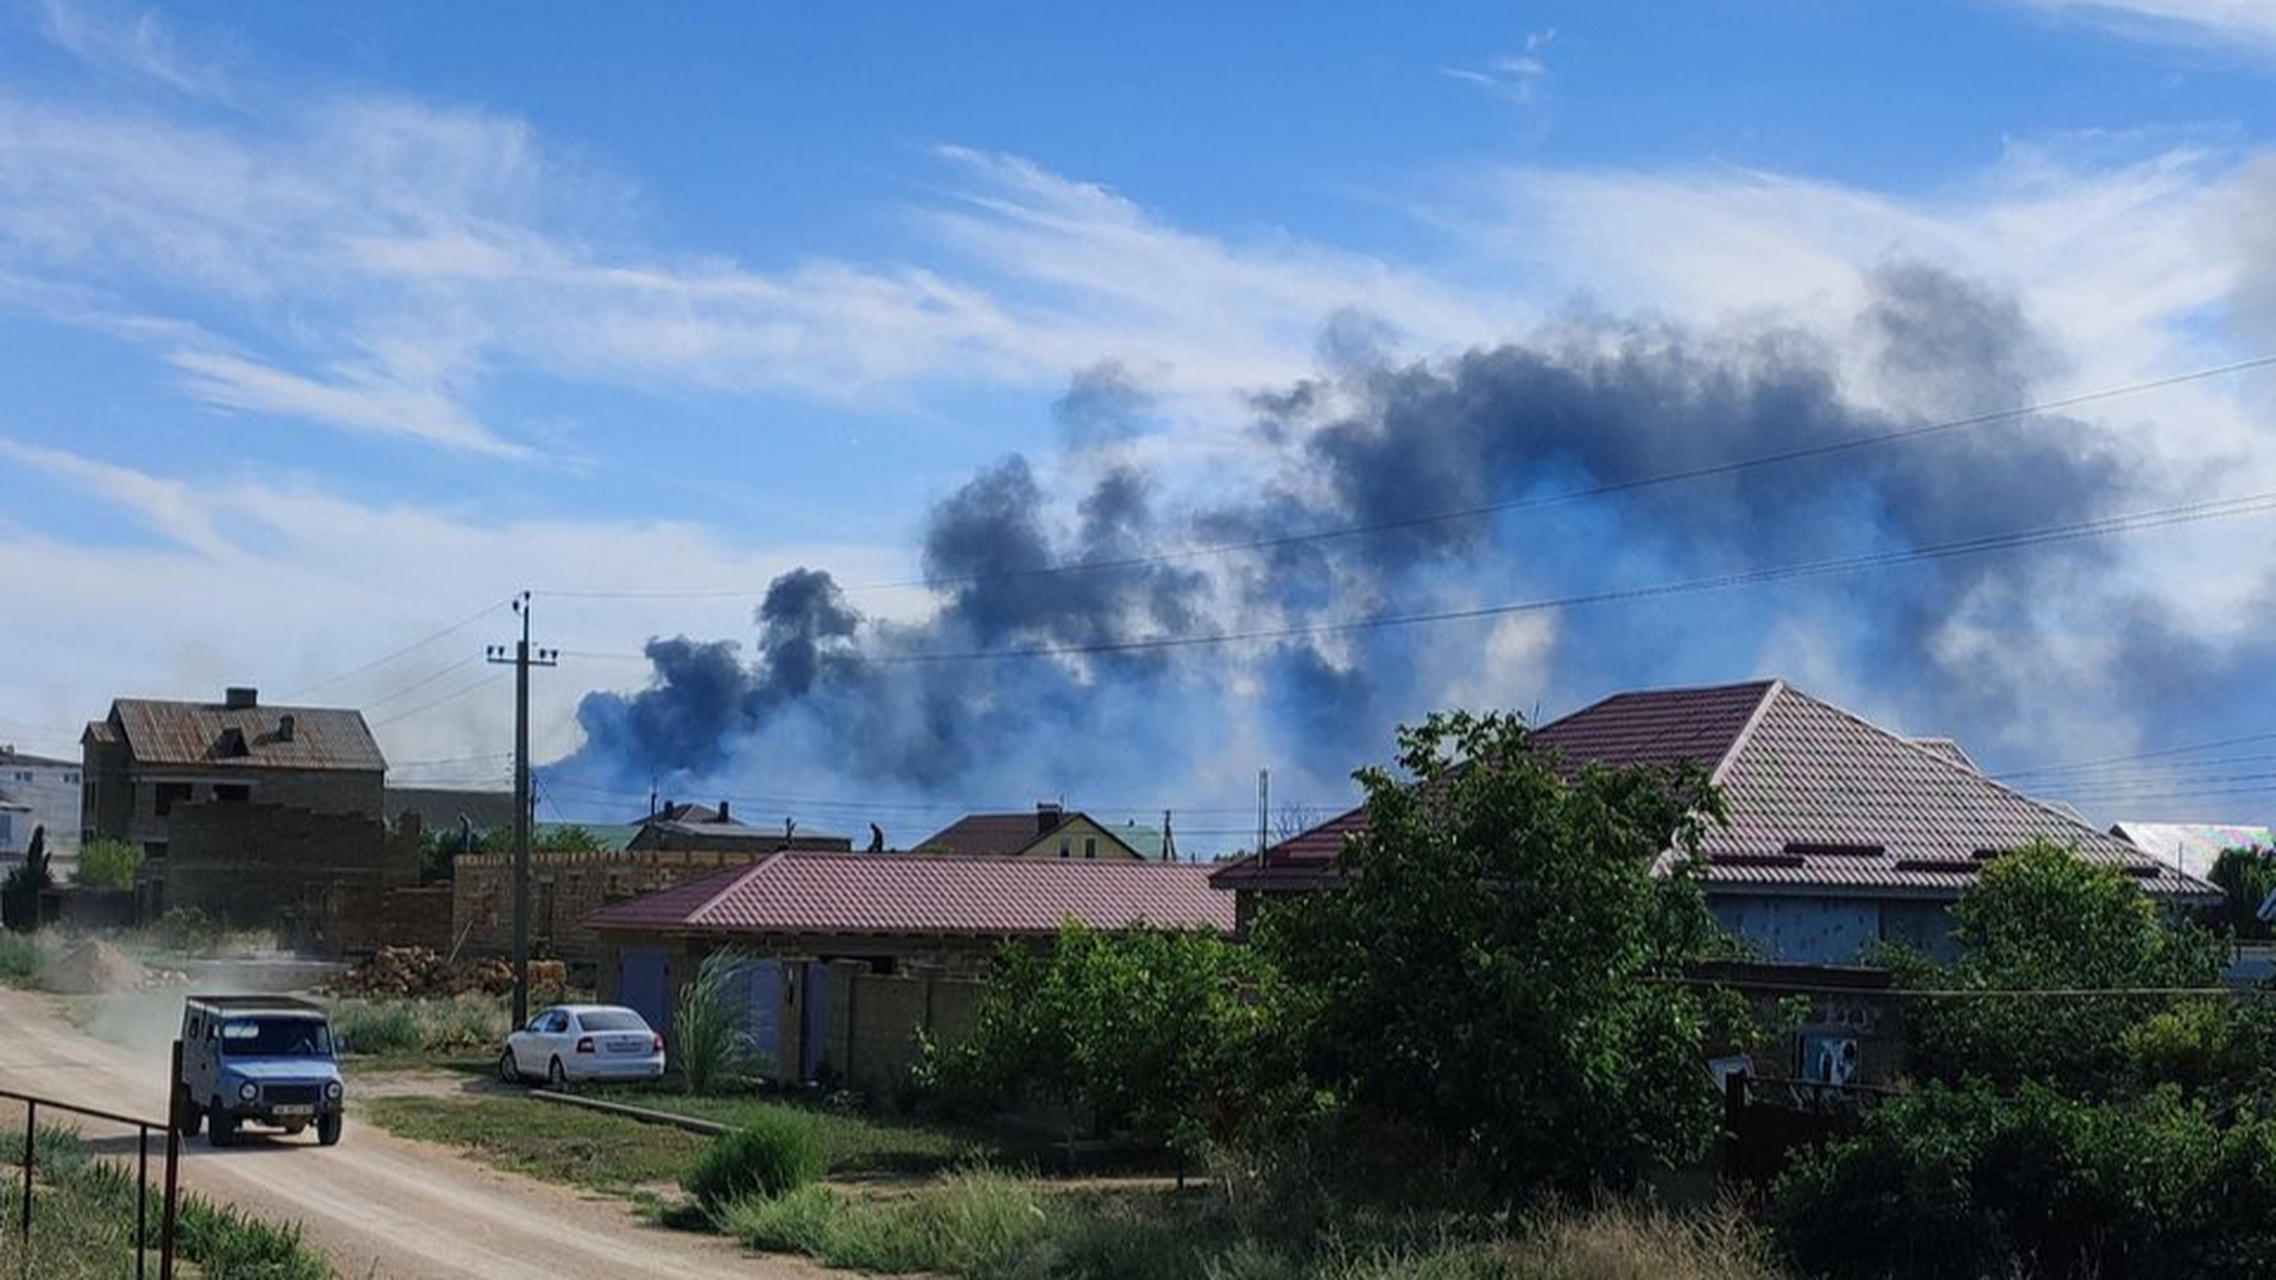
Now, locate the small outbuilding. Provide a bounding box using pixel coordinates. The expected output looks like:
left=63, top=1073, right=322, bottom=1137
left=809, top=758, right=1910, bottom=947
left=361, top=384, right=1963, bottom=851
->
left=587, top=851, right=1232, bottom=1088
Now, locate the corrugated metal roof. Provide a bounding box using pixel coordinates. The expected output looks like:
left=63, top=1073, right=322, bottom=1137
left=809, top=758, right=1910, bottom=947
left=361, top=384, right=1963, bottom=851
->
left=588, top=851, right=1234, bottom=937
left=105, top=698, right=384, bottom=773
left=1211, top=680, right=2218, bottom=905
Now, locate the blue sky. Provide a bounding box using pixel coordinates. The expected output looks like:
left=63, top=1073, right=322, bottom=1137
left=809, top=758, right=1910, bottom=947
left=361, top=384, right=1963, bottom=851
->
left=2, top=0, right=2273, bottom=840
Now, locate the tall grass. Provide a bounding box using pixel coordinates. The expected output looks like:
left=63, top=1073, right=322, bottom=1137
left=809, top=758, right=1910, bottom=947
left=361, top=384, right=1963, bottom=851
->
left=0, top=932, right=44, bottom=986
left=723, top=1177, right=1784, bottom=1280
left=0, top=1123, right=333, bottom=1279
left=329, top=996, right=507, bottom=1057
left=683, top=1112, right=826, bottom=1211
left=673, top=948, right=760, bottom=1094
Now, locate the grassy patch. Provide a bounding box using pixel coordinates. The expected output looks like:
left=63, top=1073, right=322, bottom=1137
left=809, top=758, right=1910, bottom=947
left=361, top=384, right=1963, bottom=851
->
left=724, top=1182, right=1785, bottom=1280
left=587, top=1084, right=997, bottom=1175
left=368, top=1095, right=705, bottom=1191
left=0, top=932, right=44, bottom=987
left=0, top=1122, right=333, bottom=1279
left=329, top=996, right=508, bottom=1059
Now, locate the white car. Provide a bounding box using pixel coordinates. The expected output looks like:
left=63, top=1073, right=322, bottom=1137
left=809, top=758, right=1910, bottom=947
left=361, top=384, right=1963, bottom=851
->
left=499, top=1004, right=665, bottom=1087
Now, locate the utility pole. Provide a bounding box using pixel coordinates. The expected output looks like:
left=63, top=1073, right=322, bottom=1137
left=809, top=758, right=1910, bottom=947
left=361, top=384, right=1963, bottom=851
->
left=1255, top=769, right=1269, bottom=868
left=486, top=591, right=557, bottom=1030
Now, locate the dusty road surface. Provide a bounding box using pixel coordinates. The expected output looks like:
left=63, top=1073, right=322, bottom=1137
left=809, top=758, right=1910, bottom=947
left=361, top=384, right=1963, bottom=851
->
left=0, top=988, right=828, bottom=1280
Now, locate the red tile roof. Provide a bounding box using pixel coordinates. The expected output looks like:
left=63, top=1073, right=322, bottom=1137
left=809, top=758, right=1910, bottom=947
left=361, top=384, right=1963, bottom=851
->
left=1211, top=680, right=2216, bottom=905
left=587, top=851, right=1234, bottom=937
left=915, top=812, right=1058, bottom=856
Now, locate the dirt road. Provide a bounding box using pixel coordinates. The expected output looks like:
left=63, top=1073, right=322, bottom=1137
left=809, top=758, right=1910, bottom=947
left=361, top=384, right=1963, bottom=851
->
left=0, top=989, right=825, bottom=1280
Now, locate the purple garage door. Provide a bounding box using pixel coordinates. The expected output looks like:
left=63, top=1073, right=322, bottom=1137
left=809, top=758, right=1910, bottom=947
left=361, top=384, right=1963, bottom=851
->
left=618, top=946, right=671, bottom=1038
left=735, top=958, right=782, bottom=1067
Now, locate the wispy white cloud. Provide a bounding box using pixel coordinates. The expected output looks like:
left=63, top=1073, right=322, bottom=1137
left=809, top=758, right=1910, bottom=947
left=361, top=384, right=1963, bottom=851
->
left=1441, top=30, right=1556, bottom=104
left=35, top=0, right=233, bottom=97
left=2003, top=0, right=2276, bottom=51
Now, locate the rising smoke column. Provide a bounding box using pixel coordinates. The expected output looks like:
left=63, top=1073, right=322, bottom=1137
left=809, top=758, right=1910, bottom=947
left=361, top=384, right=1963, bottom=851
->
left=555, top=262, right=2262, bottom=825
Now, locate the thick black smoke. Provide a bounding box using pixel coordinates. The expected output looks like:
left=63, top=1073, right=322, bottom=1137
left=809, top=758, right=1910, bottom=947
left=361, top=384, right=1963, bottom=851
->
left=556, top=261, right=2258, bottom=830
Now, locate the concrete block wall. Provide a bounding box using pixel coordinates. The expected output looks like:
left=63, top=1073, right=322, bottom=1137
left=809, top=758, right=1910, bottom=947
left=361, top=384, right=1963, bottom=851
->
left=164, top=801, right=421, bottom=952
left=821, top=964, right=987, bottom=1095
left=452, top=848, right=768, bottom=971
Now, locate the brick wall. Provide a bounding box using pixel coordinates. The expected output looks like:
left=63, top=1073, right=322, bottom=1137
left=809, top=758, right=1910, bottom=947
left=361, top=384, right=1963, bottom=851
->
left=453, top=848, right=772, bottom=972
left=164, top=801, right=423, bottom=954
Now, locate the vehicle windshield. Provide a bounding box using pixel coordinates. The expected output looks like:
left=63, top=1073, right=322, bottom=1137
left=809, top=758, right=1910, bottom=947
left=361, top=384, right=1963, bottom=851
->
left=578, top=1010, right=645, bottom=1032
left=220, top=1018, right=333, bottom=1057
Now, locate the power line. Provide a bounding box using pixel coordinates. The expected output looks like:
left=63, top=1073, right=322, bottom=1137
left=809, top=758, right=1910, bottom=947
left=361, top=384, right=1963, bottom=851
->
left=367, top=671, right=509, bottom=729
left=1995, top=731, right=2276, bottom=780
left=845, top=487, right=2276, bottom=664
left=534, top=353, right=2276, bottom=601
left=279, top=598, right=512, bottom=701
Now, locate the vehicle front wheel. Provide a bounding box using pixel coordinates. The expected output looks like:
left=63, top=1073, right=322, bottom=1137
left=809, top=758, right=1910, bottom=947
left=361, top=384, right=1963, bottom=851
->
left=207, top=1108, right=237, bottom=1149
left=547, top=1057, right=568, bottom=1090
left=316, top=1114, right=342, bottom=1147
left=498, top=1049, right=521, bottom=1085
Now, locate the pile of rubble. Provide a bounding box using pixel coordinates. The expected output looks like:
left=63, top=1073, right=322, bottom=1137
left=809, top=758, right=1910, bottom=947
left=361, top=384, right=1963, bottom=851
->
left=37, top=939, right=143, bottom=995
left=327, top=946, right=567, bottom=999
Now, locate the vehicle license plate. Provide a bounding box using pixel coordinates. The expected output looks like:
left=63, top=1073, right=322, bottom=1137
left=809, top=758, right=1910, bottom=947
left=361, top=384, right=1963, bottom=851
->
left=273, top=1105, right=313, bottom=1117
left=608, top=1038, right=643, bottom=1054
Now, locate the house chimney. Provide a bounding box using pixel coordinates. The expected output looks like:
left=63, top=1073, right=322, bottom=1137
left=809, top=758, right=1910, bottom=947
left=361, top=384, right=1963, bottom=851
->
left=1036, top=801, right=1063, bottom=834
left=717, top=799, right=731, bottom=823
left=276, top=713, right=296, bottom=742
left=224, top=686, right=258, bottom=710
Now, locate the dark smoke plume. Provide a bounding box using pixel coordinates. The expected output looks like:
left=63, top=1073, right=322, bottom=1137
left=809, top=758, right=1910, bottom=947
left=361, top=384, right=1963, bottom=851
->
left=554, top=261, right=2263, bottom=835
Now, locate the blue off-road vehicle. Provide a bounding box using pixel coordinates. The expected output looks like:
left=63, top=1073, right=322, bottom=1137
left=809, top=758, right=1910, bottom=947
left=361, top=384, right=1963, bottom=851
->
left=173, top=995, right=345, bottom=1147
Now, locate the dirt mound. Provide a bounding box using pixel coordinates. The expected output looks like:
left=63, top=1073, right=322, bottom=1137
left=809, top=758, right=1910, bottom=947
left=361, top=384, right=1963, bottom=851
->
left=38, top=939, right=145, bottom=995
left=328, top=946, right=567, bottom=999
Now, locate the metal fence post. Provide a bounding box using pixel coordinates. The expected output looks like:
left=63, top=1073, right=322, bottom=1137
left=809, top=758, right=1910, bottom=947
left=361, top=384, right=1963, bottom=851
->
left=18, top=1099, right=33, bottom=1250
left=136, top=1125, right=149, bottom=1280
left=158, top=1125, right=178, bottom=1280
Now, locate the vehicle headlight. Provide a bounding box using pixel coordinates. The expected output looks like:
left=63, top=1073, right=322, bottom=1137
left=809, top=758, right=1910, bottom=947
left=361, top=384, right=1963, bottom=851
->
left=324, top=1081, right=342, bottom=1099
left=237, top=1082, right=258, bottom=1102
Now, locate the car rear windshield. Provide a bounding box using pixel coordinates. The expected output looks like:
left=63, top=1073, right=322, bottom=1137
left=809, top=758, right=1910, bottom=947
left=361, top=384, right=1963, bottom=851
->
left=577, top=1010, right=646, bottom=1032
left=221, top=1018, right=333, bottom=1057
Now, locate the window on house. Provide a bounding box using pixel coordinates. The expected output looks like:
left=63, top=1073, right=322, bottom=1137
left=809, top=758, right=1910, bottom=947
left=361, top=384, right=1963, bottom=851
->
left=143, top=841, right=167, bottom=862
left=153, top=783, right=193, bottom=816
left=13, top=771, right=29, bottom=783
left=214, top=785, right=250, bottom=803
left=1084, top=837, right=1097, bottom=859
left=1059, top=836, right=1071, bottom=858
left=64, top=774, right=77, bottom=785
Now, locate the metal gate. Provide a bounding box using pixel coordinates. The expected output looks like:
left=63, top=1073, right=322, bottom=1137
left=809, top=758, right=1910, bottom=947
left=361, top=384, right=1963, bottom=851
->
left=0, top=1084, right=179, bottom=1279
left=735, top=958, right=782, bottom=1065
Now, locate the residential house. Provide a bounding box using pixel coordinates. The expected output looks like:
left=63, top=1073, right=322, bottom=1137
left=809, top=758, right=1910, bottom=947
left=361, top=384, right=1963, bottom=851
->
left=81, top=687, right=409, bottom=937
left=1212, top=679, right=2218, bottom=965
left=588, top=851, right=1232, bottom=1087
left=0, top=746, right=80, bottom=864
left=913, top=803, right=1146, bottom=860
left=625, top=801, right=851, bottom=854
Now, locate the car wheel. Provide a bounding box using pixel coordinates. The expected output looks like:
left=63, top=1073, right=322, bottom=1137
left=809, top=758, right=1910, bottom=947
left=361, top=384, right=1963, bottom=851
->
left=208, top=1107, right=237, bottom=1149
left=316, top=1114, right=343, bottom=1147
left=498, top=1049, right=521, bottom=1085
left=547, top=1057, right=568, bottom=1090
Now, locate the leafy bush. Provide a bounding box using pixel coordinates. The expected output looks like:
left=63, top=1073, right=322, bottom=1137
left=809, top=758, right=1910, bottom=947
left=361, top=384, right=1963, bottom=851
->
left=1252, top=709, right=1747, bottom=1202
left=72, top=837, right=141, bottom=891
left=2206, top=844, right=2276, bottom=939
left=151, top=905, right=220, bottom=954
left=1887, top=839, right=2228, bottom=1097
left=1776, top=1082, right=2276, bottom=1280
left=674, top=948, right=761, bottom=1094
left=684, top=1112, right=827, bottom=1211
left=936, top=922, right=1270, bottom=1153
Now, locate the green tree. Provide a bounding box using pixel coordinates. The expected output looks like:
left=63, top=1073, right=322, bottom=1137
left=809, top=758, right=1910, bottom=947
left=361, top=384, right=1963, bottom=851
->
left=535, top=824, right=609, bottom=854
left=941, top=922, right=1271, bottom=1154
left=0, top=825, right=52, bottom=931
left=1891, top=840, right=2229, bottom=1096
left=1254, top=709, right=1742, bottom=1201
left=72, top=836, right=142, bottom=891
left=2205, top=844, right=2276, bottom=940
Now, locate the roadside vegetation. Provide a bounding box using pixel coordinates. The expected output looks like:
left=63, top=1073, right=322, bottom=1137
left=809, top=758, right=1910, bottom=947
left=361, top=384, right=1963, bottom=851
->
left=362, top=711, right=2276, bottom=1278
left=0, top=1122, right=332, bottom=1279
left=327, top=994, right=508, bottom=1071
